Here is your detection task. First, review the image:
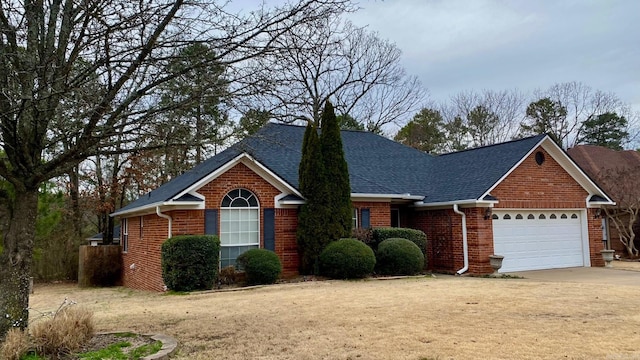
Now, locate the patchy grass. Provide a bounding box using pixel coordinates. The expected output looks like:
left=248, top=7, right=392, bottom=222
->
left=29, top=274, right=640, bottom=360
left=128, top=341, right=162, bottom=359
left=78, top=341, right=130, bottom=360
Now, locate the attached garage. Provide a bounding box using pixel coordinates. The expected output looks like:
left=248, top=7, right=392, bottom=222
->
left=492, top=210, right=588, bottom=272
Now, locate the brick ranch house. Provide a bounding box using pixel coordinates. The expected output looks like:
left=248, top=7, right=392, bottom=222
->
left=112, top=123, right=614, bottom=291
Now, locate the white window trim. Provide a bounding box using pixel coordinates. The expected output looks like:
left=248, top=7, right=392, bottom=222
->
left=122, top=219, right=129, bottom=253
left=352, top=208, right=359, bottom=229
left=219, top=189, right=261, bottom=268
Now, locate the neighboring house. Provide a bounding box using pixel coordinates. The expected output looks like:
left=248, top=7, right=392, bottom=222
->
left=112, top=123, right=613, bottom=292
left=86, top=225, right=121, bottom=246
left=568, top=145, right=640, bottom=255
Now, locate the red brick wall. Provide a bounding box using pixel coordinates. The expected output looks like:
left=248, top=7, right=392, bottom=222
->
left=353, top=201, right=391, bottom=228
left=490, top=146, right=602, bottom=269
left=588, top=209, right=605, bottom=266
left=410, top=208, right=493, bottom=274
left=120, top=167, right=399, bottom=290
left=410, top=210, right=462, bottom=273
left=121, top=214, right=169, bottom=292
left=465, top=208, right=494, bottom=274
left=410, top=146, right=604, bottom=275
left=275, top=208, right=299, bottom=276
left=121, top=163, right=287, bottom=291
left=492, top=148, right=588, bottom=209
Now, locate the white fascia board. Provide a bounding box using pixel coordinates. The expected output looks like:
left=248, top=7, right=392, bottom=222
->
left=541, top=140, right=615, bottom=204
left=479, top=137, right=546, bottom=201
left=275, top=193, right=305, bottom=209
left=111, top=201, right=165, bottom=217
left=242, top=154, right=302, bottom=196
left=173, top=152, right=301, bottom=201
left=111, top=201, right=204, bottom=217
left=586, top=193, right=616, bottom=208
left=414, top=199, right=498, bottom=209
left=480, top=136, right=615, bottom=204
left=351, top=193, right=425, bottom=200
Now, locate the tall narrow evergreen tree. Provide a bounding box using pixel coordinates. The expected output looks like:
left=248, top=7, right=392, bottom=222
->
left=296, top=122, right=329, bottom=274
left=319, top=101, right=353, bottom=241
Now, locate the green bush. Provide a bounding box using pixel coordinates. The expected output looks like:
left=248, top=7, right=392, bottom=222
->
left=376, top=238, right=424, bottom=276
left=236, top=249, right=282, bottom=285
left=372, top=228, right=427, bottom=262
left=319, top=238, right=376, bottom=279
left=161, top=235, right=220, bottom=291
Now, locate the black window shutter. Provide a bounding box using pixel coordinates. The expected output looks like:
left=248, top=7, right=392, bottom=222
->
left=361, top=208, right=371, bottom=229
left=205, top=209, right=218, bottom=235
left=264, top=208, right=275, bottom=251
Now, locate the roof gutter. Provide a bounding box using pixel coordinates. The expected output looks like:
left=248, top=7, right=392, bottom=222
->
left=156, top=206, right=172, bottom=239
left=350, top=193, right=425, bottom=200
left=453, top=204, right=469, bottom=275
left=413, top=199, right=498, bottom=208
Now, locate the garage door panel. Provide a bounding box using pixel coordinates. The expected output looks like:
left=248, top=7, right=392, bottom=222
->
left=493, top=210, right=584, bottom=272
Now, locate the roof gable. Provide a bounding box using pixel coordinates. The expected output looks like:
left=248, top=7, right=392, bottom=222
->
left=113, top=124, right=613, bottom=216
left=423, top=135, right=547, bottom=204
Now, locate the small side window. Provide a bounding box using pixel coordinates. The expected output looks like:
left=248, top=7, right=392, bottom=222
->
left=492, top=214, right=499, bottom=220
left=122, top=219, right=129, bottom=253
left=571, top=214, right=578, bottom=219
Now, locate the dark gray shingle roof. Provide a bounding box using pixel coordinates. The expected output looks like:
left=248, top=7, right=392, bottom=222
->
left=115, top=123, right=547, bottom=214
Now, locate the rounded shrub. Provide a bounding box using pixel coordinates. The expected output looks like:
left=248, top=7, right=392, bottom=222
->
left=376, top=238, right=424, bottom=276
left=372, top=227, right=428, bottom=268
left=161, top=235, right=220, bottom=292
left=319, top=238, right=376, bottom=279
left=236, top=249, right=282, bottom=285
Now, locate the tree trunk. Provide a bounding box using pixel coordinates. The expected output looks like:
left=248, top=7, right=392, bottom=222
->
left=0, top=187, right=38, bottom=339
left=68, top=166, right=82, bottom=238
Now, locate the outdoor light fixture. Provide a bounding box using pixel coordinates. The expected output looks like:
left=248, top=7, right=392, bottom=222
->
left=594, top=208, right=602, bottom=219
left=484, top=207, right=493, bottom=220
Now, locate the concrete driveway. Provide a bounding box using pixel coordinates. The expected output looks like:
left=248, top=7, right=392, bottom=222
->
left=507, top=266, right=640, bottom=286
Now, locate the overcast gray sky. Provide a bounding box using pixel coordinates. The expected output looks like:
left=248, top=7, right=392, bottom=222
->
left=347, top=0, right=639, bottom=111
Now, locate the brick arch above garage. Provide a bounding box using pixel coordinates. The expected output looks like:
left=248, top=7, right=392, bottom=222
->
left=491, top=147, right=588, bottom=209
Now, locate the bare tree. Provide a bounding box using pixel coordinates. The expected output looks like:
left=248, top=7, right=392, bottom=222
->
left=599, top=167, right=640, bottom=258
left=238, top=16, right=426, bottom=132
left=537, top=81, right=633, bottom=148
left=0, top=0, right=349, bottom=337
left=440, top=89, right=526, bottom=149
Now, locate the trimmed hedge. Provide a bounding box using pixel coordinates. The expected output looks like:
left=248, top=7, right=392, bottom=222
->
left=376, top=238, right=424, bottom=276
left=237, top=249, right=282, bottom=285
left=319, top=238, right=376, bottom=279
left=161, top=235, right=220, bottom=292
left=372, top=228, right=427, bottom=261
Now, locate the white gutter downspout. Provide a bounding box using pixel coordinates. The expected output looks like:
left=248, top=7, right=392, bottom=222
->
left=156, top=206, right=172, bottom=238
left=453, top=204, right=469, bottom=275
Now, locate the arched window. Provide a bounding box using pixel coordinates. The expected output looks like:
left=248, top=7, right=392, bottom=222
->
left=220, top=189, right=259, bottom=268
left=515, top=214, right=523, bottom=219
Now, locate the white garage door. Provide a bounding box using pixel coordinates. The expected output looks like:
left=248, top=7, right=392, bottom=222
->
left=492, top=210, right=585, bottom=272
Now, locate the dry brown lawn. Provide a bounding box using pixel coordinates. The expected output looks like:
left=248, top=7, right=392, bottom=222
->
left=29, top=274, right=640, bottom=360
left=613, top=260, right=640, bottom=272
